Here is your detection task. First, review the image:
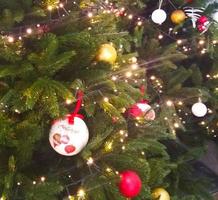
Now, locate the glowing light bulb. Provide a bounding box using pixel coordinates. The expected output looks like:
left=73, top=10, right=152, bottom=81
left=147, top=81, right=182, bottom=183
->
left=137, top=21, right=143, bottom=26
left=120, top=7, right=125, bottom=12
left=40, top=176, right=46, bottom=182
left=119, top=130, right=125, bottom=135
left=87, top=157, right=94, bottom=165
left=68, top=195, right=74, bottom=200
left=105, top=140, right=113, bottom=152
left=178, top=101, right=183, bottom=106
left=26, top=28, right=33, bottom=34
left=128, top=14, right=133, bottom=19
left=131, top=63, right=138, bottom=70
left=150, top=76, right=156, bottom=80
left=129, top=57, right=137, bottom=63
left=47, top=5, right=53, bottom=11
left=174, top=123, right=179, bottom=128
left=15, top=109, right=20, bottom=114
left=158, top=34, right=164, bottom=39
left=166, top=100, right=173, bottom=107
left=201, top=49, right=206, bottom=54
left=104, top=97, right=109, bottom=102
left=59, top=3, right=64, bottom=8
left=199, top=40, right=205, bottom=45
left=111, top=76, right=117, bottom=81
left=125, top=71, right=132, bottom=77
left=8, top=36, right=14, bottom=43
left=66, top=99, right=73, bottom=105
left=200, top=121, right=206, bottom=125
left=177, top=39, right=182, bottom=45
left=87, top=12, right=93, bottom=18
left=106, top=167, right=112, bottom=172
left=77, top=189, right=86, bottom=198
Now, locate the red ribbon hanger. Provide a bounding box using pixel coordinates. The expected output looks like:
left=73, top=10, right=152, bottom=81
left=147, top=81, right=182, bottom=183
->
left=67, top=90, right=84, bottom=124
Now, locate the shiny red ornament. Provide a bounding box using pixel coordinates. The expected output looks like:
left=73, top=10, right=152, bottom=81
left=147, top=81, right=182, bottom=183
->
left=197, top=24, right=206, bottom=32
left=126, top=100, right=156, bottom=120
left=197, top=16, right=209, bottom=32
left=119, top=170, right=142, bottom=198
left=197, top=16, right=208, bottom=24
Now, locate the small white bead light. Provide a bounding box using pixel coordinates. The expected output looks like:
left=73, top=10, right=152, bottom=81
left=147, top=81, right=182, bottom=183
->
left=26, top=28, right=33, bottom=34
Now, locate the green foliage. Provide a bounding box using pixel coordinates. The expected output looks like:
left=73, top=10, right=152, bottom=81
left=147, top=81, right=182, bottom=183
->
left=23, top=181, right=63, bottom=200
left=0, top=0, right=217, bottom=199
left=23, top=78, right=72, bottom=117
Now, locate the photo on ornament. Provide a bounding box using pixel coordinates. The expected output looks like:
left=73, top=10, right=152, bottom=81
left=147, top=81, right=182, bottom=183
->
left=49, top=117, right=89, bottom=156
left=127, top=101, right=156, bottom=121
left=53, top=133, right=61, bottom=146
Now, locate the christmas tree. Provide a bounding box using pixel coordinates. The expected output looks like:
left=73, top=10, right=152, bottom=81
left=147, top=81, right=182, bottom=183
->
left=0, top=0, right=217, bottom=199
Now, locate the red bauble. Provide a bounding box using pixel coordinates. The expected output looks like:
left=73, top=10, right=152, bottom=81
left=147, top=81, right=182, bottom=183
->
left=127, top=100, right=156, bottom=121
left=197, top=16, right=209, bottom=32
left=197, top=16, right=208, bottom=24
left=197, top=24, right=206, bottom=32
left=119, top=170, right=142, bottom=198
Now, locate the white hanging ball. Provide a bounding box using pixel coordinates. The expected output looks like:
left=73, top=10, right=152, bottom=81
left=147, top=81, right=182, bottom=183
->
left=151, top=9, right=167, bottom=25
left=136, top=102, right=156, bottom=120
left=212, top=10, right=218, bottom=23
left=49, top=117, right=89, bottom=156
left=191, top=102, right=207, bottom=117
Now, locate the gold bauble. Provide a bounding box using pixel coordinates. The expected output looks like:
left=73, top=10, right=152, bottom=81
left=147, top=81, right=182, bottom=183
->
left=40, top=0, right=59, bottom=10
left=41, top=0, right=59, bottom=6
left=97, top=44, right=117, bottom=64
left=171, top=10, right=186, bottom=24
left=152, top=188, right=170, bottom=200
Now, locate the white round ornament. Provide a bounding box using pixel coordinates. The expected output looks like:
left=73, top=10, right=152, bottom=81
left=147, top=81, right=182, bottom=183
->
left=151, top=9, right=167, bottom=25
left=137, top=103, right=156, bottom=120
left=49, top=117, right=89, bottom=156
left=128, top=101, right=156, bottom=121
left=191, top=102, right=207, bottom=117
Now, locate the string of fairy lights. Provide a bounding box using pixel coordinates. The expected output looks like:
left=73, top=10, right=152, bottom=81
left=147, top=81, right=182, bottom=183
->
left=0, top=0, right=217, bottom=199
left=1, top=34, right=218, bottom=198
left=6, top=54, right=217, bottom=199
left=1, top=67, right=217, bottom=197
left=1, top=0, right=217, bottom=58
